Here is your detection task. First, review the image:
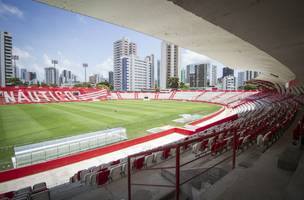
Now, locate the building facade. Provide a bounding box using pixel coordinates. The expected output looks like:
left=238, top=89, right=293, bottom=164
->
left=0, top=32, right=13, bottom=87
left=14, top=66, right=20, bottom=79
left=108, top=71, right=114, bottom=86
left=27, top=72, right=37, bottom=85
left=180, top=68, right=186, bottom=83
left=157, top=60, right=160, bottom=88
left=186, top=64, right=208, bottom=88
left=237, top=70, right=259, bottom=87
left=160, top=41, right=180, bottom=89
left=245, top=70, right=259, bottom=81
left=222, top=67, right=234, bottom=77
left=113, top=37, right=137, bottom=90
left=210, top=65, right=217, bottom=87
left=89, top=74, right=103, bottom=84
left=20, top=68, right=27, bottom=81
left=121, top=55, right=153, bottom=91
left=223, top=75, right=236, bottom=90
left=237, top=71, right=245, bottom=88
left=146, top=54, right=154, bottom=89
left=45, top=67, right=59, bottom=85
left=59, top=69, right=77, bottom=86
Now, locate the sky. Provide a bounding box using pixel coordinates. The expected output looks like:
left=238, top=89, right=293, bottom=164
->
left=0, top=0, right=225, bottom=82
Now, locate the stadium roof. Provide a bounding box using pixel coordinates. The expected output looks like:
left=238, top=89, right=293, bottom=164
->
left=37, top=0, right=304, bottom=85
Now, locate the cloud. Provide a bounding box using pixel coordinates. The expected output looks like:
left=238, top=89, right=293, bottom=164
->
left=95, top=57, right=113, bottom=78
left=181, top=49, right=225, bottom=71
left=11, top=47, right=45, bottom=80
left=43, top=54, right=52, bottom=66
left=181, top=49, right=211, bottom=69
left=13, top=47, right=31, bottom=59
left=0, top=1, right=23, bottom=18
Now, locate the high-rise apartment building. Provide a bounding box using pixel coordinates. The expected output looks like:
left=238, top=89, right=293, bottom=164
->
left=157, top=60, right=160, bottom=88
left=210, top=65, right=217, bottom=86
left=89, top=74, right=104, bottom=84
left=237, top=70, right=259, bottom=87
left=180, top=68, right=186, bottom=83
left=0, top=32, right=13, bottom=86
left=186, top=64, right=208, bottom=88
left=14, top=66, right=20, bottom=79
left=245, top=70, right=259, bottom=80
left=146, top=54, right=154, bottom=88
left=113, top=37, right=137, bottom=90
left=160, top=41, right=180, bottom=89
left=129, top=42, right=137, bottom=55
left=223, top=75, right=236, bottom=90
left=20, top=68, right=27, bottom=81
left=121, top=55, right=153, bottom=91
left=45, top=67, right=59, bottom=85
left=59, top=69, right=76, bottom=86
left=27, top=72, right=37, bottom=84
left=108, top=71, right=114, bottom=86
left=222, top=67, right=234, bottom=77
left=237, top=71, right=245, bottom=88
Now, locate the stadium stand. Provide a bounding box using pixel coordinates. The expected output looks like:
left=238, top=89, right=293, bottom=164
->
left=119, top=92, right=135, bottom=99
left=137, top=92, right=155, bottom=100
left=173, top=91, right=201, bottom=100
left=0, top=87, right=301, bottom=200
left=0, top=87, right=108, bottom=104
left=48, top=92, right=296, bottom=199
left=0, top=182, right=50, bottom=200
left=158, top=91, right=173, bottom=100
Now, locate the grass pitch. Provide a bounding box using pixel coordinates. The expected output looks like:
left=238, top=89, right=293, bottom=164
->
left=0, top=100, right=221, bottom=169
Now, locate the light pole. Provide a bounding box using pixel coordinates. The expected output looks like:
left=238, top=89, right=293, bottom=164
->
left=83, top=63, right=88, bottom=83
left=51, top=60, right=58, bottom=85
left=12, top=55, right=19, bottom=68
left=51, top=59, right=58, bottom=68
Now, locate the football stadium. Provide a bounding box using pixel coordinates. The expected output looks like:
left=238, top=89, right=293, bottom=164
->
left=0, top=89, right=222, bottom=168
left=0, top=1, right=304, bottom=200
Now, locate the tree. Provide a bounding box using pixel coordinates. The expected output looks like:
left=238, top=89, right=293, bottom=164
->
left=7, top=78, right=23, bottom=86
left=97, top=81, right=113, bottom=90
left=243, top=84, right=257, bottom=90
left=41, top=82, right=49, bottom=87
left=168, top=77, right=179, bottom=89
left=96, top=84, right=110, bottom=91
left=74, top=83, right=92, bottom=88
left=179, top=82, right=189, bottom=90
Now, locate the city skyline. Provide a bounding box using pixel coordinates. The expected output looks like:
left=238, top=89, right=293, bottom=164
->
left=0, top=0, right=226, bottom=84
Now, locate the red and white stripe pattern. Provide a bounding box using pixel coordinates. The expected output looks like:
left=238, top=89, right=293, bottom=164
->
left=78, top=89, right=108, bottom=100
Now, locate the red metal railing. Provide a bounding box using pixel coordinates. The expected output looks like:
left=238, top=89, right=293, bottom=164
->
left=127, top=129, right=238, bottom=200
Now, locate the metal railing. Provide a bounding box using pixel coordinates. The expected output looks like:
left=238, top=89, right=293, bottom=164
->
left=127, top=129, right=238, bottom=200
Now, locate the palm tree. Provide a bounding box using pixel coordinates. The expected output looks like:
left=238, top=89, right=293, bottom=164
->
left=168, top=77, right=179, bottom=89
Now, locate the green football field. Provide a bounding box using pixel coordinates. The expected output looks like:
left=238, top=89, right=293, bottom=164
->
left=0, top=100, right=221, bottom=169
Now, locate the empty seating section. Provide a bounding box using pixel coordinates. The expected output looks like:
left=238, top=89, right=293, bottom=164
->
left=173, top=91, right=200, bottom=100
left=119, top=92, right=135, bottom=99
left=157, top=92, right=172, bottom=99
left=0, top=87, right=260, bottom=106
left=0, top=182, right=49, bottom=200
left=196, top=91, right=224, bottom=102
left=60, top=93, right=297, bottom=192
left=109, top=92, right=119, bottom=100
left=137, top=92, right=155, bottom=99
